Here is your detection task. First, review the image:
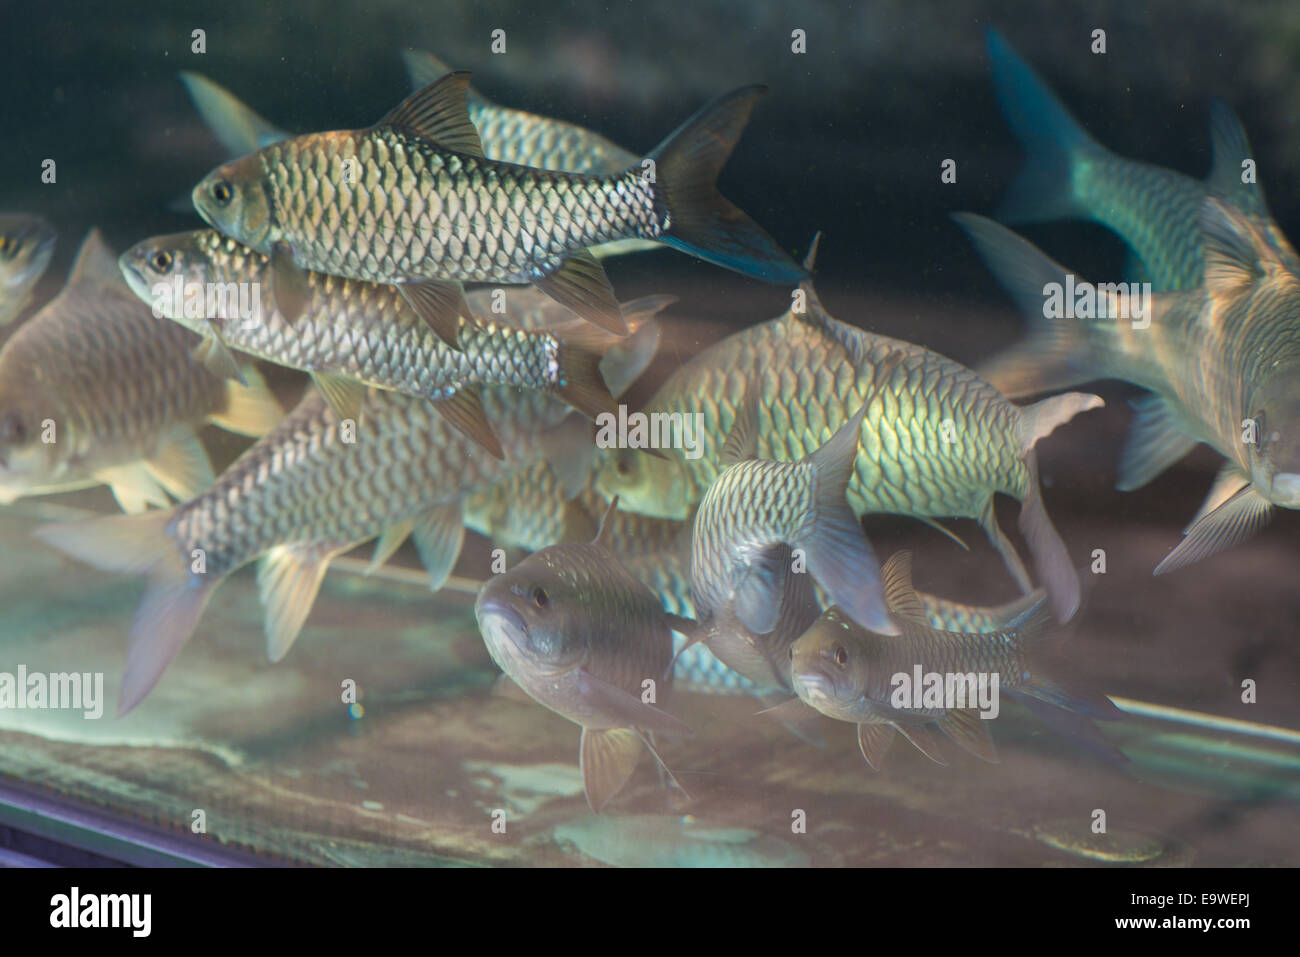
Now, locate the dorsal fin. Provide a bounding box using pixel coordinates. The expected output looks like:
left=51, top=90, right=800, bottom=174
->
left=1207, top=99, right=1270, bottom=218
left=401, top=49, right=492, bottom=106
left=376, top=72, right=485, bottom=158
left=719, top=385, right=760, bottom=466
left=879, top=550, right=928, bottom=625
left=790, top=275, right=870, bottom=367
left=1200, top=196, right=1282, bottom=293
left=68, top=228, right=122, bottom=287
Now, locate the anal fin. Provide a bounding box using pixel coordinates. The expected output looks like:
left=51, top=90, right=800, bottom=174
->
left=431, top=386, right=505, bottom=460
left=534, top=251, right=627, bottom=335
left=410, top=501, right=466, bottom=591
left=258, top=541, right=357, bottom=662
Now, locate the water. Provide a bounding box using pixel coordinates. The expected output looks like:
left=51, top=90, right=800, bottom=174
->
left=0, top=2, right=1297, bottom=867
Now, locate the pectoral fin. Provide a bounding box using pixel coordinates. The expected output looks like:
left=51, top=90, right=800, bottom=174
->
left=1187, top=462, right=1250, bottom=532
left=576, top=669, right=692, bottom=737
left=210, top=364, right=283, bottom=436
left=732, top=545, right=788, bottom=635
left=269, top=241, right=310, bottom=324
left=579, top=727, right=643, bottom=814
left=756, top=694, right=826, bottom=748
left=857, top=722, right=896, bottom=771
left=1154, top=482, right=1273, bottom=575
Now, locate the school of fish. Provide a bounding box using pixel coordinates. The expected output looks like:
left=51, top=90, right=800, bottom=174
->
left=11, top=34, right=1293, bottom=814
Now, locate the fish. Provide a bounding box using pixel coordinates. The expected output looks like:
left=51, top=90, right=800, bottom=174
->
left=190, top=74, right=806, bottom=340
left=985, top=27, right=1296, bottom=293
left=687, top=385, right=898, bottom=698
left=957, top=203, right=1300, bottom=574
left=184, top=62, right=657, bottom=259
left=0, top=213, right=57, bottom=325
left=553, top=814, right=810, bottom=868
left=34, top=329, right=658, bottom=715
left=596, top=241, right=1102, bottom=621
left=118, top=227, right=675, bottom=456
left=0, top=229, right=282, bottom=512
left=787, top=550, right=1122, bottom=769
left=469, top=461, right=1063, bottom=698
left=474, top=501, right=695, bottom=813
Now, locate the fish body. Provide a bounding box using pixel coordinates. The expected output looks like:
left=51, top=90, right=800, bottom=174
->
left=0, top=230, right=280, bottom=511
left=986, top=28, right=1295, bottom=292
left=0, top=213, right=57, bottom=325
left=959, top=204, right=1300, bottom=573
left=192, top=75, right=805, bottom=335
left=118, top=229, right=665, bottom=453
left=475, top=512, right=692, bottom=813
left=789, top=551, right=1119, bottom=768
left=597, top=275, right=1101, bottom=621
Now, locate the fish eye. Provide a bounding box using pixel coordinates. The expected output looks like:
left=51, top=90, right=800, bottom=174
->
left=211, top=180, right=234, bottom=205
left=834, top=646, right=848, bottom=667
left=532, top=586, right=549, bottom=609
left=615, top=453, right=633, bottom=477
left=0, top=413, right=27, bottom=444
left=0, top=235, right=13, bottom=258
left=151, top=250, right=173, bottom=272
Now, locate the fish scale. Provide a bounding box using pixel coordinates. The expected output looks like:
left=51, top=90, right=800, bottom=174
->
left=598, top=285, right=1100, bottom=621
left=260, top=133, right=660, bottom=284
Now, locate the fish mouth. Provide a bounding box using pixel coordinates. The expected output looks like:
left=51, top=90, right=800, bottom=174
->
left=791, top=669, right=836, bottom=706
left=474, top=597, right=531, bottom=659
left=1271, top=473, right=1300, bottom=506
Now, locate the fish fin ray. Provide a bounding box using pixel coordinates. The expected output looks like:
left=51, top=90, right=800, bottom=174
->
left=879, top=550, right=928, bottom=625
left=579, top=727, right=642, bottom=814
left=94, top=464, right=172, bottom=513
left=650, top=86, right=807, bottom=284
left=1187, top=463, right=1250, bottom=532
left=1154, top=482, right=1272, bottom=575
left=180, top=71, right=287, bottom=156
left=378, top=70, right=484, bottom=157
left=398, top=278, right=467, bottom=350
left=893, top=722, right=948, bottom=766
left=410, top=502, right=466, bottom=591
left=1116, top=394, right=1198, bottom=491
left=67, top=229, right=123, bottom=287
left=431, top=386, right=505, bottom=460
left=142, top=427, right=216, bottom=502
left=534, top=251, right=627, bottom=335
left=1207, top=99, right=1269, bottom=218
left=576, top=669, right=692, bottom=737
left=269, top=241, right=309, bottom=324
left=258, top=542, right=353, bottom=663
left=311, top=372, right=369, bottom=424
left=937, top=709, right=999, bottom=763
left=367, top=518, right=414, bottom=573
left=210, top=364, right=283, bottom=436
left=191, top=326, right=246, bottom=384
left=857, top=722, right=896, bottom=770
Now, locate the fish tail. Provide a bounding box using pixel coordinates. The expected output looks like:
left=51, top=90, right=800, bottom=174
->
left=1013, top=396, right=1102, bottom=622
left=986, top=28, right=1101, bottom=224
left=179, top=71, right=287, bottom=156
left=34, top=510, right=217, bottom=715
left=953, top=213, right=1105, bottom=398
left=649, top=86, right=807, bottom=285
left=209, top=364, right=285, bottom=437
left=799, top=404, right=895, bottom=635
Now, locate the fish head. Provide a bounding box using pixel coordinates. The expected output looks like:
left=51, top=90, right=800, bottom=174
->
left=475, top=549, right=592, bottom=678
left=1246, top=373, right=1300, bottom=508
left=0, top=214, right=56, bottom=317
left=595, top=447, right=691, bottom=519
left=788, top=608, right=868, bottom=721
left=118, top=231, right=222, bottom=327
left=192, top=154, right=274, bottom=250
